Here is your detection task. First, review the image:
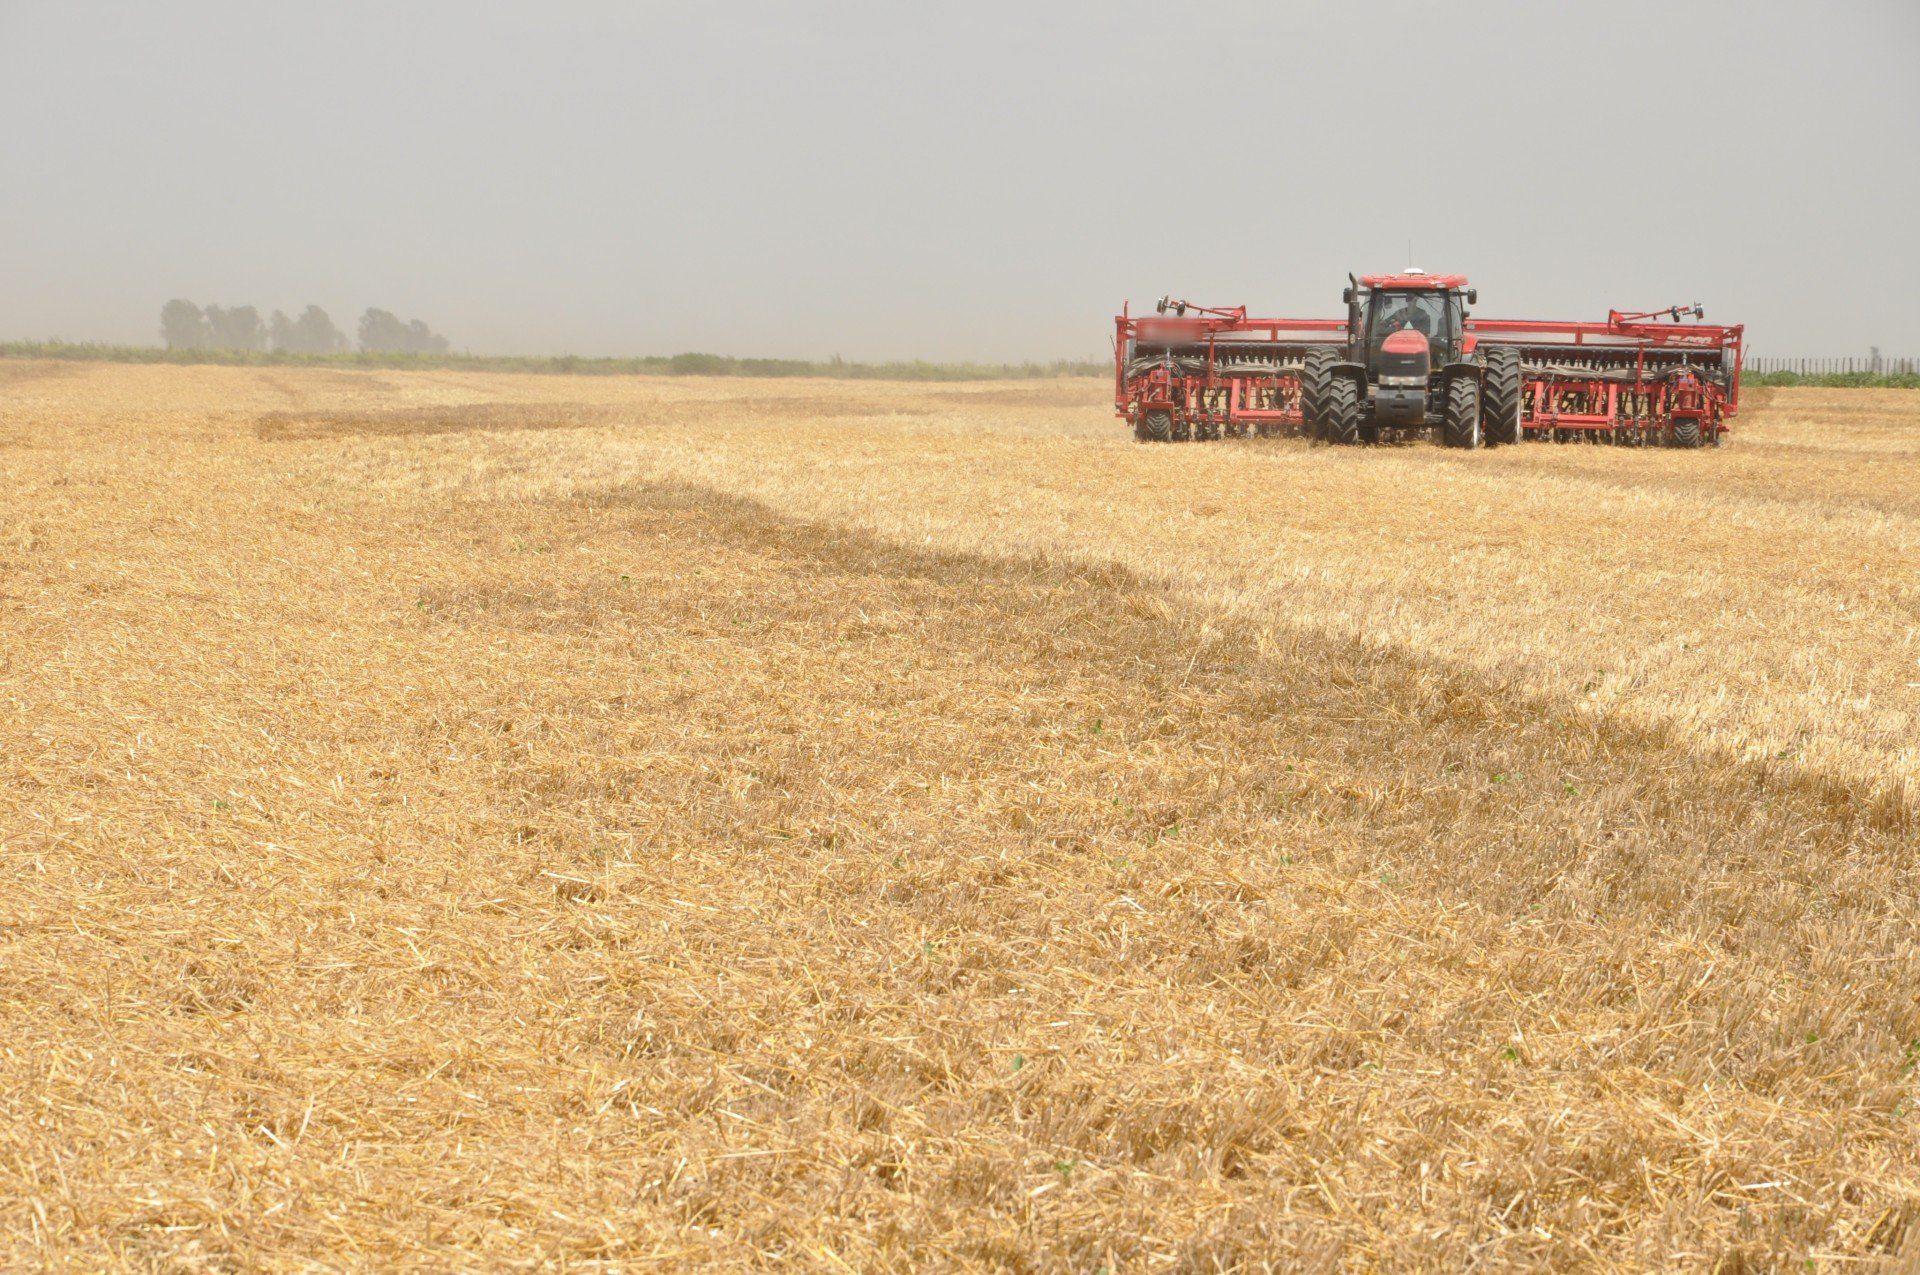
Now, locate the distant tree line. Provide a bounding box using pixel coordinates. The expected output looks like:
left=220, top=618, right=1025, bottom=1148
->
left=3, top=338, right=1121, bottom=381
left=160, top=300, right=449, bottom=355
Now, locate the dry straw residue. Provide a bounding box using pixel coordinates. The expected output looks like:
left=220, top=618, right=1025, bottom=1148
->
left=2, top=363, right=1917, bottom=1268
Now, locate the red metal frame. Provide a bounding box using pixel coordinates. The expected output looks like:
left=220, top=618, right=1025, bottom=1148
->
left=1466, top=314, right=1744, bottom=437
left=1113, top=281, right=1743, bottom=444
left=1112, top=302, right=1347, bottom=437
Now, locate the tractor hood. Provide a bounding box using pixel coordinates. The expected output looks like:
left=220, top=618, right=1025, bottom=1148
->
left=1378, top=330, right=1431, bottom=384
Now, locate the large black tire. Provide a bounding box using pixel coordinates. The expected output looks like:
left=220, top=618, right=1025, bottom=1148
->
left=1670, top=417, right=1702, bottom=449
left=1301, top=345, right=1338, bottom=437
left=1482, top=348, right=1523, bottom=446
left=1320, top=375, right=1363, bottom=445
left=1137, top=409, right=1173, bottom=442
left=1442, top=378, right=1482, bottom=448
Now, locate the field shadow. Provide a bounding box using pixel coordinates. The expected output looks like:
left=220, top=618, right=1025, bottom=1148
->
left=258, top=396, right=923, bottom=441
left=256, top=402, right=631, bottom=441
left=552, top=479, right=1915, bottom=837
left=0, top=360, right=83, bottom=387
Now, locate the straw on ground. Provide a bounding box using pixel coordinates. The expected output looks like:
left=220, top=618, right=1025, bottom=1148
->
left=2, top=362, right=1917, bottom=1268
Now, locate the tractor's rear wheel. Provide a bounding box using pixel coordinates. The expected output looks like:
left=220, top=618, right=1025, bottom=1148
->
left=1670, top=417, right=1703, bottom=449
left=1137, top=409, right=1173, bottom=442
left=1321, top=375, right=1362, bottom=445
left=1442, top=378, right=1482, bottom=448
left=1482, top=348, right=1523, bottom=445
left=1301, top=345, right=1338, bottom=438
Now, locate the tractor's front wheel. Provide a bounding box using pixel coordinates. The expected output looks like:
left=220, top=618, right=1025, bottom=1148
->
left=1442, top=378, right=1482, bottom=448
left=1321, top=375, right=1363, bottom=445
left=1301, top=345, right=1338, bottom=438
left=1482, top=348, right=1523, bottom=445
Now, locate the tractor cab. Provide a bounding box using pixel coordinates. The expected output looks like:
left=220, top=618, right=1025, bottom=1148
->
left=1346, top=269, right=1476, bottom=370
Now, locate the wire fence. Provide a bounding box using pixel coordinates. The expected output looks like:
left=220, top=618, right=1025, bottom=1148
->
left=1746, top=355, right=1918, bottom=375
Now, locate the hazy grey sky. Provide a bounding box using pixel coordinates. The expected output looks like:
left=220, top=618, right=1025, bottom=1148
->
left=3, top=1, right=1916, bottom=360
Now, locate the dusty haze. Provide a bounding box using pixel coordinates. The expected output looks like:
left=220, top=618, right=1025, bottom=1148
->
left=1, top=0, right=1916, bottom=360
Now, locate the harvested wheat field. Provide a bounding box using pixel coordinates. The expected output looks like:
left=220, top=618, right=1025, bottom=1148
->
left=3, top=361, right=1919, bottom=1269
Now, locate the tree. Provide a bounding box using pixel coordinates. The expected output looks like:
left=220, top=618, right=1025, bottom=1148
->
left=404, top=318, right=450, bottom=355
left=270, top=305, right=347, bottom=354
left=160, top=299, right=208, bottom=349
left=203, top=304, right=265, bottom=352
left=294, top=305, right=347, bottom=353
left=357, top=308, right=407, bottom=353
left=359, top=308, right=449, bottom=355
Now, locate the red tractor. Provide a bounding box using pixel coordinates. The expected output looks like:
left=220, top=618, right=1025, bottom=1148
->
left=1313, top=271, right=1502, bottom=447
left=1114, top=270, right=1743, bottom=448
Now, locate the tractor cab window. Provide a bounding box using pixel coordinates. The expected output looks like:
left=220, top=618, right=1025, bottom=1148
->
left=1367, top=292, right=1456, bottom=356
